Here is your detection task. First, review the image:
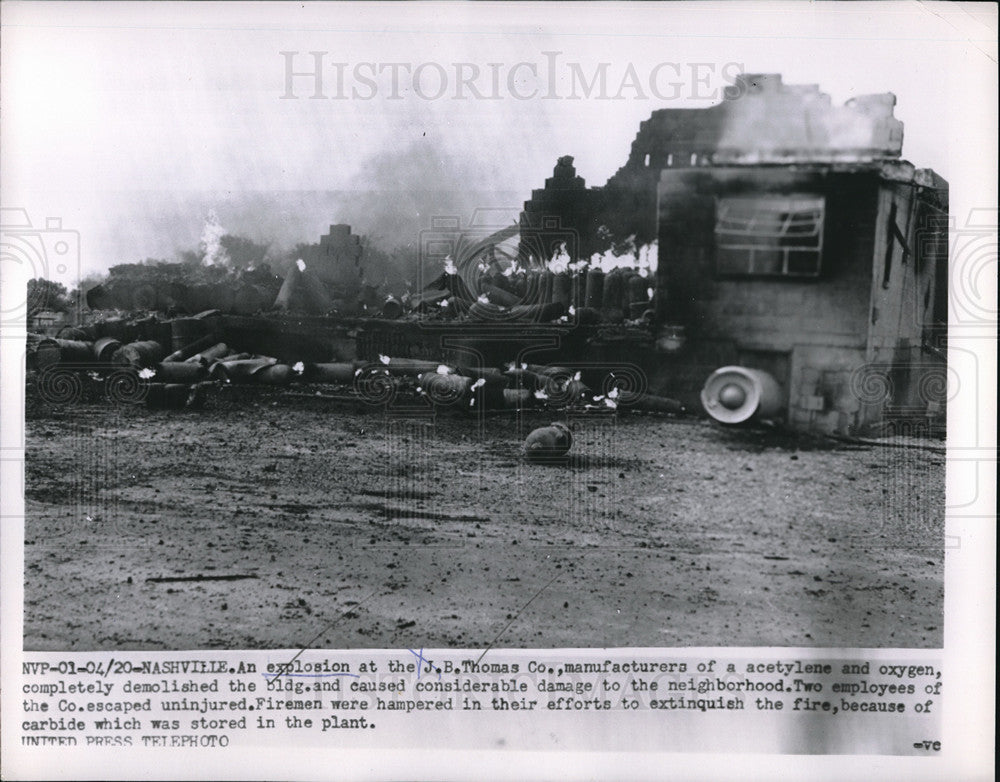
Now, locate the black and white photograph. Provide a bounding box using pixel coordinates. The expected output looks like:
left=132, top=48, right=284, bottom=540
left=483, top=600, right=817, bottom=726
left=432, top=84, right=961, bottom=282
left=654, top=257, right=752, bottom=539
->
left=1, top=1, right=995, bottom=778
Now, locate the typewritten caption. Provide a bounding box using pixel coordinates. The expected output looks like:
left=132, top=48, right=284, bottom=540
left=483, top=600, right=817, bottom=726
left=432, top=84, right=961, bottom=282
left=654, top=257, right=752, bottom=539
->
left=18, top=651, right=942, bottom=755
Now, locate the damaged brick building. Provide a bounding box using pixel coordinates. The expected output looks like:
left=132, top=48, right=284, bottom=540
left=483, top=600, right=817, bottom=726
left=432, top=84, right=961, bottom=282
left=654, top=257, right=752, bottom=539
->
left=522, top=73, right=949, bottom=434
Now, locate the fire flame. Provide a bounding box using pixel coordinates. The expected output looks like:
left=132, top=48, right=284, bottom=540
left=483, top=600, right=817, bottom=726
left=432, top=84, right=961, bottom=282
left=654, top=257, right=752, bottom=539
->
left=587, top=235, right=659, bottom=275
left=638, top=241, right=659, bottom=276
left=200, top=209, right=230, bottom=267
left=549, top=242, right=571, bottom=273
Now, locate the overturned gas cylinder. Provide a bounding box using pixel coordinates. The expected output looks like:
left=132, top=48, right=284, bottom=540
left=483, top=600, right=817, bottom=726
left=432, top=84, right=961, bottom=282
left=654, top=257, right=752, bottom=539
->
left=304, top=362, right=358, bottom=384
left=523, top=422, right=573, bottom=461
left=214, top=357, right=277, bottom=383
left=700, top=366, right=784, bottom=424
left=150, top=361, right=208, bottom=384
left=113, top=340, right=166, bottom=368
left=503, top=388, right=533, bottom=409
left=255, top=364, right=293, bottom=385
left=417, top=372, right=472, bottom=406
left=184, top=342, right=229, bottom=365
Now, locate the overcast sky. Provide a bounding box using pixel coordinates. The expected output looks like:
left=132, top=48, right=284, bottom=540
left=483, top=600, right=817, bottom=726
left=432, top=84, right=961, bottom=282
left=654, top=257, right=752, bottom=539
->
left=2, top=1, right=996, bottom=281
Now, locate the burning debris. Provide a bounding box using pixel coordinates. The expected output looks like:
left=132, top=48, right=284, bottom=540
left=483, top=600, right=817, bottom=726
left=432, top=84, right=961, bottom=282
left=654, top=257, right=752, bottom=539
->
left=78, top=208, right=659, bottom=331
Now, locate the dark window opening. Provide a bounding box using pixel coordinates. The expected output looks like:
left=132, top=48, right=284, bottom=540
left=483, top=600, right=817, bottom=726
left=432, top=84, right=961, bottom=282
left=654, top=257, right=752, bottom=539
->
left=715, top=195, right=824, bottom=277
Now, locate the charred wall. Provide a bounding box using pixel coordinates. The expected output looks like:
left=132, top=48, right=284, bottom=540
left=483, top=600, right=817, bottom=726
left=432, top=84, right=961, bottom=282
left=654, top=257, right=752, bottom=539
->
left=600, top=103, right=728, bottom=249
left=653, top=163, right=948, bottom=433
left=521, top=73, right=908, bottom=263
left=657, top=166, right=879, bottom=339
left=651, top=166, right=881, bottom=426
left=865, top=170, right=950, bottom=422
left=519, top=156, right=605, bottom=263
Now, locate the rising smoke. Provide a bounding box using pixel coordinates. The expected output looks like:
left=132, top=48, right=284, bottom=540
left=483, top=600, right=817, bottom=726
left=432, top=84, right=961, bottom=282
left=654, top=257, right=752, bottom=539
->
left=332, top=135, right=522, bottom=252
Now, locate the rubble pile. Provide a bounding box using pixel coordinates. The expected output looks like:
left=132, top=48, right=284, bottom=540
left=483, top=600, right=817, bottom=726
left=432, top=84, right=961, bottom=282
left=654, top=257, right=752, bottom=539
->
left=84, top=261, right=284, bottom=317
left=79, top=216, right=656, bottom=326
left=34, top=216, right=672, bottom=417
left=82, top=261, right=656, bottom=326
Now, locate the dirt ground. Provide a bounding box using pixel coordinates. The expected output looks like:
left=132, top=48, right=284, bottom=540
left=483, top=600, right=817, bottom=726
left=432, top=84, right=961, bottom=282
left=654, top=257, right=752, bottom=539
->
left=22, top=389, right=945, bottom=651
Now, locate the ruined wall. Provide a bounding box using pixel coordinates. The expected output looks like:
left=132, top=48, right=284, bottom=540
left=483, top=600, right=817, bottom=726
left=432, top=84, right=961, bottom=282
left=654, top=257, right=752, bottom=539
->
left=519, top=156, right=605, bottom=262
left=535, top=73, right=906, bottom=260
left=655, top=166, right=882, bottom=432
left=863, top=168, right=949, bottom=424
left=600, top=106, right=727, bottom=248
left=714, top=74, right=904, bottom=163
left=657, top=166, right=878, bottom=338
left=310, top=224, right=364, bottom=286
left=653, top=162, right=948, bottom=434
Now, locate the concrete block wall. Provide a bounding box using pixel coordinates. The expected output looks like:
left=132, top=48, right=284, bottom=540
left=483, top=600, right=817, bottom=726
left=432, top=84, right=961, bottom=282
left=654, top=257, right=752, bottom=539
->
left=786, top=345, right=869, bottom=434
left=653, top=164, right=943, bottom=435
left=656, top=166, right=879, bottom=341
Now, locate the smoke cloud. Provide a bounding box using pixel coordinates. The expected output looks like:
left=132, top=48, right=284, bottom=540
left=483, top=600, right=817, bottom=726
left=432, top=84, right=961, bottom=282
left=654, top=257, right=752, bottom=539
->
left=333, top=135, right=523, bottom=251
left=76, top=135, right=526, bottom=278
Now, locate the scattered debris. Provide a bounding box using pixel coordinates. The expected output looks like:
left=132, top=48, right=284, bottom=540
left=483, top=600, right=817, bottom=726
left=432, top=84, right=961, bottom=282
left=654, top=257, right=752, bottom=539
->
left=524, top=422, right=573, bottom=461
